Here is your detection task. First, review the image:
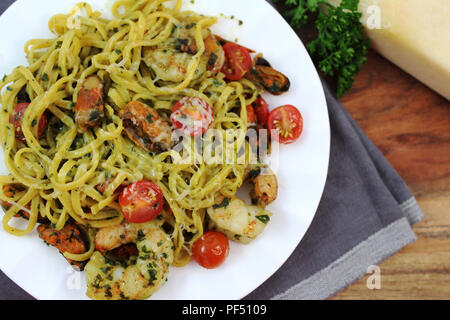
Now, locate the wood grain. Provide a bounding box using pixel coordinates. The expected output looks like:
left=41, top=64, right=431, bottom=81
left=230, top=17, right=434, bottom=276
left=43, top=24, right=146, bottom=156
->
left=330, top=50, right=450, bottom=300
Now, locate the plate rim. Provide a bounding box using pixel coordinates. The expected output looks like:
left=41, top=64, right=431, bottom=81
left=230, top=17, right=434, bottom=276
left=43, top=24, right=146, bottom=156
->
left=0, top=0, right=330, bottom=300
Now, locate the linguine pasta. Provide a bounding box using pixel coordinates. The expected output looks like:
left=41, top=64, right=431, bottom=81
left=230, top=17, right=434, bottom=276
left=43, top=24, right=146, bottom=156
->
left=0, top=0, right=261, bottom=268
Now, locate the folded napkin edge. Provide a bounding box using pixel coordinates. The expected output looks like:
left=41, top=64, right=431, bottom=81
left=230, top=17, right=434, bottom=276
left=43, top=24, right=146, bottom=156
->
left=400, top=197, right=425, bottom=225
left=271, top=216, right=418, bottom=300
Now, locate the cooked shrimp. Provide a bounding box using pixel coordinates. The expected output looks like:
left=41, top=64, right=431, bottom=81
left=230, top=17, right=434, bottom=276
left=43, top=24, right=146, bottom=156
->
left=207, top=197, right=271, bottom=244
left=173, top=34, right=225, bottom=75
left=75, top=75, right=105, bottom=132
left=203, top=35, right=225, bottom=75
left=119, top=101, right=173, bottom=153
left=37, top=223, right=87, bottom=270
left=143, top=46, right=208, bottom=83
left=143, top=24, right=224, bottom=82
left=85, top=220, right=174, bottom=300
left=244, top=165, right=278, bottom=208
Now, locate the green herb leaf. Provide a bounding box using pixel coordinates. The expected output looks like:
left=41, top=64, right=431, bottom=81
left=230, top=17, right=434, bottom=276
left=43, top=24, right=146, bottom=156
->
left=137, top=229, right=145, bottom=241
left=213, top=198, right=230, bottom=209
left=248, top=167, right=261, bottom=179
left=256, top=215, right=270, bottom=224
left=274, top=0, right=369, bottom=97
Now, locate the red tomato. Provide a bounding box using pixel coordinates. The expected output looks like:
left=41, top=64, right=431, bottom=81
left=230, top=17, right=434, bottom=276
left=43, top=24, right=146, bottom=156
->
left=221, top=42, right=252, bottom=81
left=192, top=231, right=229, bottom=269
left=252, top=97, right=270, bottom=127
left=267, top=105, right=303, bottom=144
left=9, top=103, right=47, bottom=143
left=246, top=104, right=256, bottom=124
left=119, top=181, right=165, bottom=223
left=170, top=97, right=214, bottom=137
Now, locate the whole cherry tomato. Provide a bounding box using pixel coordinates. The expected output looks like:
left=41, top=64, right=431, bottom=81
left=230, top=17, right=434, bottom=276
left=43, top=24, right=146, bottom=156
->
left=192, top=231, right=230, bottom=269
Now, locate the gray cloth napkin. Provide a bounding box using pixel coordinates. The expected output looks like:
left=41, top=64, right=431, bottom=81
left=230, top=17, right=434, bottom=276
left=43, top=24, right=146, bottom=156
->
left=245, top=81, right=424, bottom=300
left=0, top=0, right=424, bottom=300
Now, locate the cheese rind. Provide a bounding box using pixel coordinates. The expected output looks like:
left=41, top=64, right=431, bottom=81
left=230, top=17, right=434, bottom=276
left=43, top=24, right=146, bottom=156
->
left=329, top=0, right=450, bottom=100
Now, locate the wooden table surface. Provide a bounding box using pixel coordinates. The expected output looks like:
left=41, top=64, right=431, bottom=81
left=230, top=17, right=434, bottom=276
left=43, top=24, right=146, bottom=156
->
left=329, top=50, right=450, bottom=300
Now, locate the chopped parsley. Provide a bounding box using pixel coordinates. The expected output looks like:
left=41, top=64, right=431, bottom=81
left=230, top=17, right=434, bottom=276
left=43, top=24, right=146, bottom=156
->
left=101, top=266, right=112, bottom=274
left=146, top=114, right=154, bottom=123
left=174, top=38, right=189, bottom=52
left=248, top=167, right=261, bottom=179
left=103, top=284, right=112, bottom=298
left=256, top=215, right=270, bottom=224
left=89, top=110, right=100, bottom=122
left=140, top=254, right=150, bottom=260
left=213, top=198, right=230, bottom=209
left=207, top=53, right=218, bottom=68
left=137, top=229, right=145, bottom=241
left=148, top=268, right=157, bottom=285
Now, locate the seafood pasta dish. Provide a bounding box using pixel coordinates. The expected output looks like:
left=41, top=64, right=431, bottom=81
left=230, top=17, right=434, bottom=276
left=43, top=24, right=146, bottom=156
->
left=0, top=0, right=304, bottom=300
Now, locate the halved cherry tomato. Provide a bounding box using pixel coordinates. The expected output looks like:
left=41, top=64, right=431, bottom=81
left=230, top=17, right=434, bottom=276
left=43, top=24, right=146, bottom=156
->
left=221, top=42, right=252, bottom=81
left=170, top=96, right=214, bottom=137
left=192, top=231, right=229, bottom=269
left=246, top=104, right=256, bottom=124
left=9, top=103, right=47, bottom=143
left=252, top=97, right=269, bottom=127
left=119, top=181, right=165, bottom=223
left=267, top=105, right=303, bottom=144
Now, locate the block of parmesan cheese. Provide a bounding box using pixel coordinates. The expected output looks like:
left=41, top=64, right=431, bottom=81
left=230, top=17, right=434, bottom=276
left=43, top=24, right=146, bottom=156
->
left=329, top=0, right=450, bottom=100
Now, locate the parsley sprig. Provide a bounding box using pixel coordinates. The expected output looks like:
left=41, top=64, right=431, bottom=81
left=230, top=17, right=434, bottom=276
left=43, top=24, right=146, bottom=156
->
left=274, top=0, right=370, bottom=97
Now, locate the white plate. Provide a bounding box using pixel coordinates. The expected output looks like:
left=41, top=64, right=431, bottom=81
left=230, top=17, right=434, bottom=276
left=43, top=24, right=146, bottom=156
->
left=0, top=0, right=330, bottom=300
